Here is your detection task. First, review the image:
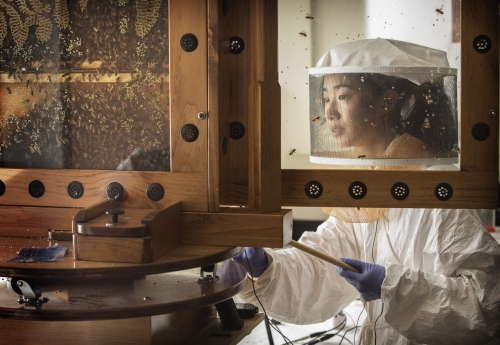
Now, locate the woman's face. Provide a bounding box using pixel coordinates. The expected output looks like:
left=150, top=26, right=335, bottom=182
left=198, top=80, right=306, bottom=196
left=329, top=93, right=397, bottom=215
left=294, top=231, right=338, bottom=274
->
left=323, top=74, right=389, bottom=155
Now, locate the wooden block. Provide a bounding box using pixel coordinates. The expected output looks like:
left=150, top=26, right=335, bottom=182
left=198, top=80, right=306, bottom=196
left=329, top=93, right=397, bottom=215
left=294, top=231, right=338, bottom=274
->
left=182, top=208, right=292, bottom=248
left=73, top=234, right=154, bottom=263
left=143, top=202, right=183, bottom=261
left=73, top=202, right=182, bottom=263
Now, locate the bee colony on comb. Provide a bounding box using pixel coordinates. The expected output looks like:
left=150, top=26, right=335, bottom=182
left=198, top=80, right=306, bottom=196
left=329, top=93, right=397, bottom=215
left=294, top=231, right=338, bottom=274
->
left=0, top=0, right=170, bottom=171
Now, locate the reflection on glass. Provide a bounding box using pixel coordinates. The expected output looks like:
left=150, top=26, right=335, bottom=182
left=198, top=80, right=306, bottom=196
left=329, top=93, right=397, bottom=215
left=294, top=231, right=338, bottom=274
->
left=280, top=0, right=460, bottom=171
left=0, top=0, right=170, bottom=171
left=309, top=39, right=458, bottom=167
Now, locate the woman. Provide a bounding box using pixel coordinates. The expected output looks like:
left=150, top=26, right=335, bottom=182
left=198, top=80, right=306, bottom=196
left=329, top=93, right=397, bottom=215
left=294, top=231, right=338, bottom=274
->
left=234, top=39, right=500, bottom=344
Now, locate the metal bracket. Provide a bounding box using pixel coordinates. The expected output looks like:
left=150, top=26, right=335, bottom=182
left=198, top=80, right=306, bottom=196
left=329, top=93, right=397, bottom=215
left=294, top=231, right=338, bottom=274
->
left=11, top=278, right=49, bottom=305
left=198, top=264, right=219, bottom=283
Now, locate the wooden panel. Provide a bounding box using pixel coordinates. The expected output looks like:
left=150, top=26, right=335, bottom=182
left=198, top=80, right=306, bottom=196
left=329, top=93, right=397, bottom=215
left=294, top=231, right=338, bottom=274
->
left=0, top=206, right=77, bottom=231
left=460, top=0, right=498, bottom=172
left=282, top=169, right=498, bottom=209
left=248, top=0, right=281, bottom=213
left=0, top=169, right=207, bottom=211
left=0, top=227, right=51, bottom=237
left=0, top=317, right=153, bottom=345
left=0, top=308, right=216, bottom=345
left=182, top=208, right=293, bottom=248
left=170, top=0, right=208, bottom=173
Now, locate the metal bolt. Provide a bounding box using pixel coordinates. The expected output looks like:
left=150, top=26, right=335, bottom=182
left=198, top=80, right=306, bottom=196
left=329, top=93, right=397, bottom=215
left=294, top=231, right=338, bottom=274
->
left=198, top=112, right=207, bottom=120
left=489, top=110, right=497, bottom=117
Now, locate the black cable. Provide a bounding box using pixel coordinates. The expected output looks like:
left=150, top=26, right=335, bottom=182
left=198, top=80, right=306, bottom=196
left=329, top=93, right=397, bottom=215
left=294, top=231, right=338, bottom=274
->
left=286, top=313, right=347, bottom=345
left=338, top=325, right=360, bottom=345
left=374, top=303, right=384, bottom=345
left=303, top=318, right=348, bottom=345
left=244, top=251, right=294, bottom=345
left=353, top=302, right=366, bottom=344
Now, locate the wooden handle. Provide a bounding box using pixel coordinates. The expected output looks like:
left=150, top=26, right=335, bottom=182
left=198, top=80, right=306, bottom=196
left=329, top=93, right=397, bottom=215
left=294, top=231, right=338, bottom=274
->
left=288, top=240, right=361, bottom=273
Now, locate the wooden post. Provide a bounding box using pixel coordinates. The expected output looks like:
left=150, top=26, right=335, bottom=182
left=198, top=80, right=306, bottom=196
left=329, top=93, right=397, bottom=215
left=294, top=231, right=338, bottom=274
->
left=248, top=0, right=281, bottom=213
left=460, top=0, right=499, bottom=172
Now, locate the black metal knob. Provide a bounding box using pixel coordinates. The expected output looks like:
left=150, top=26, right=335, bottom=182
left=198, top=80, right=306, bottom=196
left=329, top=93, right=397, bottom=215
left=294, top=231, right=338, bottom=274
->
left=106, top=209, right=125, bottom=223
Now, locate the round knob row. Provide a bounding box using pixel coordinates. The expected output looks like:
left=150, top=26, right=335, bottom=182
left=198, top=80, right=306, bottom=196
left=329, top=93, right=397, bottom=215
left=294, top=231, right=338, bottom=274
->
left=0, top=180, right=165, bottom=201
left=305, top=181, right=453, bottom=201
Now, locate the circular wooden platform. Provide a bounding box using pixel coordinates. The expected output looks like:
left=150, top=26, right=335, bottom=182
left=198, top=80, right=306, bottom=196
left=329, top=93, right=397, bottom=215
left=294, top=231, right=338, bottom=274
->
left=0, top=260, right=248, bottom=321
left=0, top=237, right=243, bottom=279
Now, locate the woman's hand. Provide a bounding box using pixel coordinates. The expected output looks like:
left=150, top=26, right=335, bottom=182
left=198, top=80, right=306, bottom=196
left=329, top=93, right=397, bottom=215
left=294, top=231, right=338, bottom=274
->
left=232, top=247, right=269, bottom=277
left=336, top=258, right=386, bottom=301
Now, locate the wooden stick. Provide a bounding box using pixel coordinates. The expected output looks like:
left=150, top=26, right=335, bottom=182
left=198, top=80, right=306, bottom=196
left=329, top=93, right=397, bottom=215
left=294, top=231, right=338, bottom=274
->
left=288, top=240, right=361, bottom=273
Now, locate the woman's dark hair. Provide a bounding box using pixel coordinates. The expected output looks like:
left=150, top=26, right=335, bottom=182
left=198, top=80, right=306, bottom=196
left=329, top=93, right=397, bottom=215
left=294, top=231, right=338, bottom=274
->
left=362, top=73, right=458, bottom=154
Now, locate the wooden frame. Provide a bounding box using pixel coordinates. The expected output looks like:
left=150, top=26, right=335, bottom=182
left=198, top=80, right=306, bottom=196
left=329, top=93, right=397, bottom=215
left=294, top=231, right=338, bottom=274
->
left=0, top=0, right=497, bottom=244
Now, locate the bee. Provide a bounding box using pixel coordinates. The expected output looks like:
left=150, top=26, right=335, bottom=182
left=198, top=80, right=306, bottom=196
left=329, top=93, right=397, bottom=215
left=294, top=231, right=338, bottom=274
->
left=299, top=31, right=307, bottom=37
left=18, top=75, right=24, bottom=83
left=436, top=6, right=443, bottom=15
left=26, top=79, right=30, bottom=88
left=23, top=99, right=30, bottom=104
left=306, top=14, right=314, bottom=19
left=62, top=71, right=70, bottom=77
left=358, top=154, right=366, bottom=158
left=48, top=76, right=53, bottom=84
left=423, top=118, right=431, bottom=129
left=6, top=87, right=11, bottom=94
left=312, top=115, right=320, bottom=122
left=288, top=148, right=296, bottom=155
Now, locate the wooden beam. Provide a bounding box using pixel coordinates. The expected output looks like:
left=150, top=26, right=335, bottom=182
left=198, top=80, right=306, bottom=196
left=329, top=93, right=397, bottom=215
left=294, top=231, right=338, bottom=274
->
left=182, top=207, right=292, bottom=248
left=170, top=0, right=208, bottom=174
left=460, top=0, right=499, bottom=172
left=247, top=0, right=281, bottom=213
left=282, top=169, right=498, bottom=209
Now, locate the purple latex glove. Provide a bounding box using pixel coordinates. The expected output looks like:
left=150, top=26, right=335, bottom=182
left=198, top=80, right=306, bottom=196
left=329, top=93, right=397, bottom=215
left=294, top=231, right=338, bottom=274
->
left=336, top=258, right=386, bottom=302
left=232, top=247, right=269, bottom=277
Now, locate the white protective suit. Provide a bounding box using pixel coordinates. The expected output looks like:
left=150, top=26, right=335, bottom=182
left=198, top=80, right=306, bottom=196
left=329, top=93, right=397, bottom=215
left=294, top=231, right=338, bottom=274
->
left=239, top=208, right=500, bottom=344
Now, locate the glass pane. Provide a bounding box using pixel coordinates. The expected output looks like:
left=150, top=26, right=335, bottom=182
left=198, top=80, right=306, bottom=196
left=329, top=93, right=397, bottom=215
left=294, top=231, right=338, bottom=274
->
left=0, top=0, right=170, bottom=171
left=280, top=0, right=460, bottom=171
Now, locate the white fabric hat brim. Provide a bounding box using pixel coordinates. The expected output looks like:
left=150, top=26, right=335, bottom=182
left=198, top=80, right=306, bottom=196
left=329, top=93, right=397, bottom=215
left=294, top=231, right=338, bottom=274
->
left=311, top=38, right=456, bottom=84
